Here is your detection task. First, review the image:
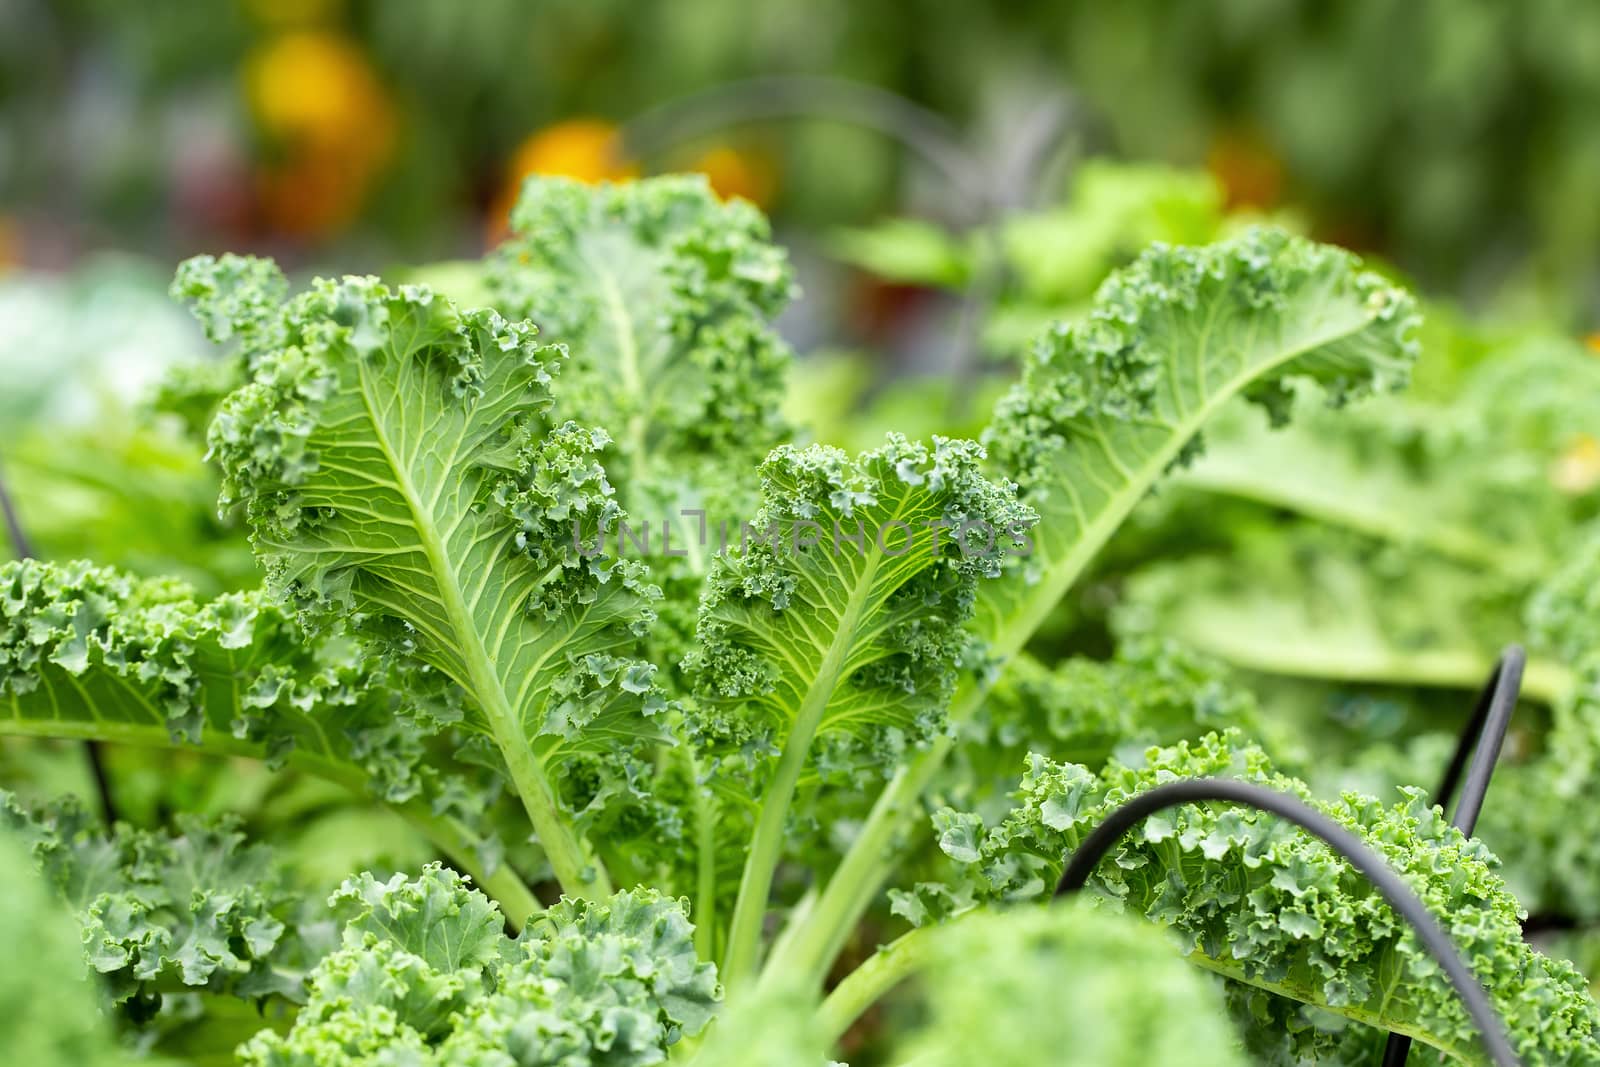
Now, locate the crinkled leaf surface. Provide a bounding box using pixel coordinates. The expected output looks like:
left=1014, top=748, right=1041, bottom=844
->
left=904, top=732, right=1600, bottom=1065
left=898, top=902, right=1247, bottom=1067
left=198, top=266, right=668, bottom=896
left=0, top=559, right=449, bottom=801
left=977, top=226, right=1419, bottom=667
left=241, top=864, right=719, bottom=1067
left=1, top=790, right=314, bottom=1007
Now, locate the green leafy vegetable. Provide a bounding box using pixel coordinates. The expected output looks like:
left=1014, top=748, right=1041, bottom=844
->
left=240, top=865, right=719, bottom=1067
left=11, top=174, right=1593, bottom=1066
left=201, top=266, right=668, bottom=900
left=489, top=176, right=793, bottom=527
left=773, top=225, right=1420, bottom=990
left=0, top=827, right=148, bottom=1066
left=689, top=434, right=1032, bottom=982
left=903, top=731, right=1600, bottom=1064
left=895, top=902, right=1247, bottom=1067
left=1, top=789, right=316, bottom=1008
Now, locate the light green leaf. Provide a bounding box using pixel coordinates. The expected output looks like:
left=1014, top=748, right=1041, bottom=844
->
left=0, top=827, right=144, bottom=1067
left=897, top=902, right=1247, bottom=1067
left=687, top=434, right=1031, bottom=982
left=489, top=176, right=794, bottom=527
left=1, top=790, right=316, bottom=1007
left=199, top=267, right=670, bottom=899
left=907, top=732, right=1600, bottom=1065
left=977, top=226, right=1419, bottom=662
left=776, top=228, right=1421, bottom=989
left=241, top=866, right=720, bottom=1067
left=0, top=559, right=443, bottom=801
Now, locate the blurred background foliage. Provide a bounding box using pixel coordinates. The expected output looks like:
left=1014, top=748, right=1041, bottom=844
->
left=1, top=0, right=1598, bottom=323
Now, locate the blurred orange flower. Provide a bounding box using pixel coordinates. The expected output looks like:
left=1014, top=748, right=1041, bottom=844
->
left=1585, top=333, right=1600, bottom=356
left=487, top=119, right=636, bottom=244
left=244, top=31, right=395, bottom=238
left=690, top=145, right=778, bottom=208
left=509, top=120, right=635, bottom=185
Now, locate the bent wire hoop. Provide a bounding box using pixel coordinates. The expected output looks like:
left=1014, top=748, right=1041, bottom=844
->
left=1055, top=648, right=1529, bottom=1067
left=617, top=76, right=1071, bottom=411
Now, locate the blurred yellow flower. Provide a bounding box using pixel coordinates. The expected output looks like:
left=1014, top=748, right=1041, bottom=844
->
left=246, top=32, right=393, bottom=152
left=243, top=31, right=396, bottom=238
left=690, top=145, right=778, bottom=208
left=1553, top=434, right=1600, bottom=495
left=1586, top=333, right=1600, bottom=356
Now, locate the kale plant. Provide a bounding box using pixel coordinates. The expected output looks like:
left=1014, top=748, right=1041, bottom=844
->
left=3, top=175, right=1595, bottom=1065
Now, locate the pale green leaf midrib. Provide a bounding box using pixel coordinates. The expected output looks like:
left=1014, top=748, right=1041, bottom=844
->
left=351, top=362, right=602, bottom=896
left=796, top=544, right=888, bottom=743
left=1177, top=435, right=1528, bottom=573
left=353, top=364, right=518, bottom=739
left=724, top=542, right=889, bottom=982
left=579, top=243, right=652, bottom=505
left=1184, top=950, right=1473, bottom=1064
left=981, top=306, right=1384, bottom=679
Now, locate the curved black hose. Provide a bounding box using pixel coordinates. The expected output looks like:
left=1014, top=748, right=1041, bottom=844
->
left=1383, top=646, right=1524, bottom=1066
left=618, top=75, right=992, bottom=209
left=617, top=75, right=1071, bottom=417
left=1054, top=778, right=1521, bottom=1067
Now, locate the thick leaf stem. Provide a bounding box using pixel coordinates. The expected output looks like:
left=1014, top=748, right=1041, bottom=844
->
left=355, top=365, right=611, bottom=902
left=724, top=549, right=885, bottom=986
left=722, top=694, right=828, bottom=985
left=691, top=753, right=720, bottom=962
left=816, top=925, right=940, bottom=1045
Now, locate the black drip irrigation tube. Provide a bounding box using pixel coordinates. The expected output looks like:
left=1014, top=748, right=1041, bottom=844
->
left=1382, top=646, right=1524, bottom=1066
left=1055, top=648, right=1528, bottom=1067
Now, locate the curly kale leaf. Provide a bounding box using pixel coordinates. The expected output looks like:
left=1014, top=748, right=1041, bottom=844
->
left=240, top=864, right=719, bottom=1067
left=903, top=732, right=1600, bottom=1065
left=687, top=435, right=1033, bottom=779
left=0, top=558, right=448, bottom=803
left=974, top=637, right=1266, bottom=776
left=489, top=176, right=799, bottom=697
left=976, top=226, right=1418, bottom=665
left=489, top=175, right=793, bottom=525
left=896, top=902, right=1247, bottom=1067
left=0, top=827, right=144, bottom=1067
left=195, top=263, right=669, bottom=899
left=159, top=253, right=292, bottom=437
left=768, top=226, right=1421, bottom=991
left=0, top=790, right=318, bottom=1008
left=1116, top=338, right=1600, bottom=701
left=686, top=434, right=1031, bottom=982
